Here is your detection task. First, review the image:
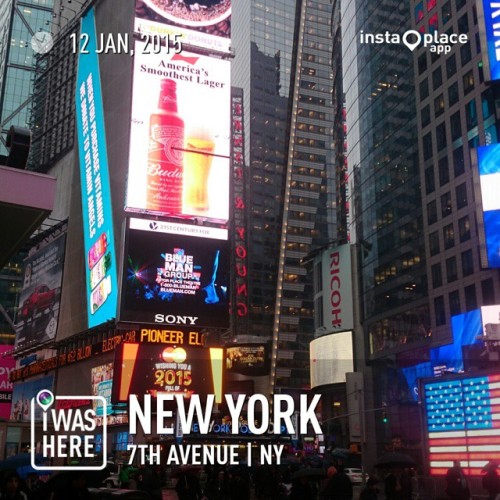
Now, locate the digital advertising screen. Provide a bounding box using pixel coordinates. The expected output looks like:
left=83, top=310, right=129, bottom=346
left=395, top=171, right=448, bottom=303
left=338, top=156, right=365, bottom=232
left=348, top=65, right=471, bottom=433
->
left=91, top=363, right=128, bottom=426
left=226, top=344, right=269, bottom=376
left=125, top=42, right=230, bottom=222
left=75, top=7, right=119, bottom=328
left=10, top=375, right=54, bottom=423
left=119, top=218, right=229, bottom=329
left=0, top=346, right=15, bottom=420
left=134, top=0, right=231, bottom=54
left=423, top=373, right=500, bottom=476
left=477, top=0, right=500, bottom=82
left=475, top=144, right=500, bottom=268
left=15, top=232, right=66, bottom=348
left=112, top=343, right=224, bottom=403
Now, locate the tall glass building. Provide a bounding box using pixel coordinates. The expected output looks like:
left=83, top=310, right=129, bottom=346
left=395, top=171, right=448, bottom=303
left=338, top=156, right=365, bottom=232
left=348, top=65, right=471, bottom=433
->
left=232, top=0, right=336, bottom=394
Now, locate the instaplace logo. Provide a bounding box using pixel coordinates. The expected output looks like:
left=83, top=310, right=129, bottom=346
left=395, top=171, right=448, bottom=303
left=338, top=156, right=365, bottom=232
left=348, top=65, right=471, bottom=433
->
left=30, top=390, right=107, bottom=471
left=360, top=30, right=468, bottom=54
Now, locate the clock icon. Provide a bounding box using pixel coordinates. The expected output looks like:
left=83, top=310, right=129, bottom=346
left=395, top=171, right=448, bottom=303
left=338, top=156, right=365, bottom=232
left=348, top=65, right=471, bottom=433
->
left=31, top=31, right=54, bottom=54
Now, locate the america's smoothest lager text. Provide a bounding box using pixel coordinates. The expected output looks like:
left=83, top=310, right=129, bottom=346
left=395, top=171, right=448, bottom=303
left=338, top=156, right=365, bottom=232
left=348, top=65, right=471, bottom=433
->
left=147, top=79, right=184, bottom=213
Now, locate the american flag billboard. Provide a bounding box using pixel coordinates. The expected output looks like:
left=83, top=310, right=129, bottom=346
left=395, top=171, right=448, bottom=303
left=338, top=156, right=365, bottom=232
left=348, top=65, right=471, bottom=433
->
left=424, top=373, right=500, bottom=476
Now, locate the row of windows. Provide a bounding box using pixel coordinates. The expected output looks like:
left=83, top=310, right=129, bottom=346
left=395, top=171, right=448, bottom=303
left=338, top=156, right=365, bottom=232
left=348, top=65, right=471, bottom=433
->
left=430, top=248, right=474, bottom=288
left=424, top=146, right=465, bottom=194
left=426, top=182, right=468, bottom=225
left=429, top=215, right=471, bottom=255
left=434, top=278, right=495, bottom=325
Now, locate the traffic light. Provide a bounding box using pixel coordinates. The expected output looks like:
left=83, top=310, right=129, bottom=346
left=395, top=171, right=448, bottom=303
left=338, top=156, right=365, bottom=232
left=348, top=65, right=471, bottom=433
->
left=382, top=411, right=388, bottom=424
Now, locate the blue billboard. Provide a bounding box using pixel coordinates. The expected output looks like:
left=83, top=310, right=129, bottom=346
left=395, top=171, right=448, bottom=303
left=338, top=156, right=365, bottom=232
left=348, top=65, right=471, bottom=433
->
left=75, top=8, right=118, bottom=328
left=476, top=144, right=500, bottom=268
left=479, top=0, right=500, bottom=81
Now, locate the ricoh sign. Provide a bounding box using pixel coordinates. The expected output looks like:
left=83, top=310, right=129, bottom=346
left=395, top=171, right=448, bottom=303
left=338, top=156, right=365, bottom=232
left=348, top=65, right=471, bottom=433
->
left=319, top=245, right=354, bottom=332
left=478, top=0, right=500, bottom=81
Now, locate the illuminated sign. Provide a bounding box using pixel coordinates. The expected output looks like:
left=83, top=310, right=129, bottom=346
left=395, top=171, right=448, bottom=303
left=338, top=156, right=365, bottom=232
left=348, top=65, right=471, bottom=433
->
left=231, top=89, right=249, bottom=322
left=112, top=343, right=224, bottom=402
left=477, top=0, right=500, bottom=81
left=226, top=344, right=269, bottom=376
left=10, top=375, right=54, bottom=422
left=474, top=144, right=500, bottom=268
left=91, top=363, right=128, bottom=426
left=0, top=346, right=15, bottom=419
left=75, top=8, right=119, bottom=328
left=125, top=43, right=230, bottom=222
left=119, top=218, right=229, bottom=329
left=310, top=331, right=354, bottom=388
left=14, top=231, right=66, bottom=348
left=134, top=0, right=231, bottom=54
left=423, top=373, right=500, bottom=476
left=319, top=245, right=354, bottom=332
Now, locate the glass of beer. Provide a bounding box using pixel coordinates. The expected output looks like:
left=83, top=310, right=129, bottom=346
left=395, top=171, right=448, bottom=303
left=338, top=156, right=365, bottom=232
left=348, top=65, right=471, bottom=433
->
left=183, top=128, right=215, bottom=212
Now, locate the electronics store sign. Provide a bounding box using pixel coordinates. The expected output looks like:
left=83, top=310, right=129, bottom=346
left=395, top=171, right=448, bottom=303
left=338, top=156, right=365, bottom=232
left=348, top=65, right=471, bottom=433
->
left=478, top=1, right=500, bottom=81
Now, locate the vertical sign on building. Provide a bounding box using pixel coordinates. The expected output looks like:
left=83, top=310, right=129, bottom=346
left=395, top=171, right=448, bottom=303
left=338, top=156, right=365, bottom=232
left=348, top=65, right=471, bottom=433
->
left=75, top=8, right=119, bottom=328
left=231, top=88, right=249, bottom=333
left=477, top=0, right=500, bottom=82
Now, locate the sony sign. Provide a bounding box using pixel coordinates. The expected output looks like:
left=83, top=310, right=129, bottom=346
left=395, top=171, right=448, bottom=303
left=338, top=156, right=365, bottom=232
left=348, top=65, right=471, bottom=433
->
left=477, top=0, right=500, bottom=81
left=154, top=315, right=199, bottom=325
left=320, top=245, right=354, bottom=332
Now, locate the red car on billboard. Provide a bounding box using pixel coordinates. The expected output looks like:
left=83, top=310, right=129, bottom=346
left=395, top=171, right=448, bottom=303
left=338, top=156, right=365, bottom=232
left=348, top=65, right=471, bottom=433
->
left=18, top=284, right=60, bottom=320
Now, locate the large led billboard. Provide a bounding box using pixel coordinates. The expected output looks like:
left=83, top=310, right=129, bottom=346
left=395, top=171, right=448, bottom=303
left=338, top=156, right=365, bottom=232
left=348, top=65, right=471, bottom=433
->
left=474, top=144, right=500, bottom=268
left=135, top=0, right=231, bottom=54
left=119, top=218, right=229, bottom=329
left=75, top=8, right=119, bottom=328
left=112, top=343, right=224, bottom=403
left=15, top=232, right=66, bottom=348
left=310, top=331, right=354, bottom=388
left=423, top=373, right=500, bottom=476
left=477, top=0, right=500, bottom=82
left=91, top=363, right=128, bottom=426
left=0, top=346, right=15, bottom=420
left=10, top=375, right=54, bottom=423
left=125, top=42, right=230, bottom=223
left=226, top=344, right=269, bottom=376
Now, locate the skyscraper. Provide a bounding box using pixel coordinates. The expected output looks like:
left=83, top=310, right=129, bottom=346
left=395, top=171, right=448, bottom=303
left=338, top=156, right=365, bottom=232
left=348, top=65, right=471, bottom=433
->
left=231, top=0, right=336, bottom=395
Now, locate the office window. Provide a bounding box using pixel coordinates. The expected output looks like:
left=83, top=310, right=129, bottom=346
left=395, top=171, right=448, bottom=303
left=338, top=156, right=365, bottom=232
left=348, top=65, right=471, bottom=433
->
left=415, top=1, right=424, bottom=22
left=442, top=2, right=452, bottom=24
left=433, top=67, right=443, bottom=90
left=418, top=53, right=428, bottom=74
left=425, top=166, right=435, bottom=194
left=453, top=146, right=465, bottom=177
left=443, top=223, right=455, bottom=249
left=456, top=182, right=467, bottom=209
left=461, top=249, right=474, bottom=276
left=435, top=94, right=445, bottom=117
left=420, top=79, right=429, bottom=100
left=421, top=105, right=431, bottom=127
left=430, top=231, right=440, bottom=256
left=482, top=87, right=495, bottom=120
left=466, top=99, right=477, bottom=130
left=431, top=263, right=442, bottom=288
left=448, top=82, right=459, bottom=106
left=450, top=111, right=462, bottom=141
left=436, top=122, right=447, bottom=151
left=423, top=132, right=433, bottom=160
left=435, top=296, right=446, bottom=326
left=441, top=192, right=452, bottom=218
left=458, top=13, right=469, bottom=33
left=456, top=0, right=466, bottom=10
left=458, top=215, right=471, bottom=242
left=463, top=70, right=474, bottom=94
left=449, top=291, right=461, bottom=316
left=427, top=200, right=437, bottom=225
left=446, top=54, right=456, bottom=78
left=460, top=41, right=472, bottom=66
left=438, top=157, right=449, bottom=186
left=482, top=278, right=495, bottom=305
left=464, top=284, right=477, bottom=311
left=446, top=256, right=458, bottom=282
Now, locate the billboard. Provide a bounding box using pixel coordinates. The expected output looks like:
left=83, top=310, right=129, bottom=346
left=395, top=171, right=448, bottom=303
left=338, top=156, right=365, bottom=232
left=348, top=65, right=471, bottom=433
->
left=226, top=344, right=269, bottom=376
left=119, top=218, right=229, bottom=328
left=10, top=375, right=54, bottom=422
left=477, top=0, right=500, bottom=82
left=112, top=343, right=224, bottom=402
left=75, top=7, right=119, bottom=328
left=91, top=363, right=128, bottom=426
left=310, top=331, right=354, bottom=388
left=474, top=144, right=500, bottom=268
left=320, top=245, right=354, bottom=332
left=15, top=233, right=66, bottom=348
left=125, top=42, right=231, bottom=222
left=134, top=0, right=231, bottom=54
left=0, top=346, right=15, bottom=420
left=423, top=373, right=500, bottom=476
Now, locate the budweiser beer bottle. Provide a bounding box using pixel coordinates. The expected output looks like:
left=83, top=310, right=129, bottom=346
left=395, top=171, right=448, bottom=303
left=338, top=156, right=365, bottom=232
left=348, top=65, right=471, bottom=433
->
left=146, top=79, right=184, bottom=213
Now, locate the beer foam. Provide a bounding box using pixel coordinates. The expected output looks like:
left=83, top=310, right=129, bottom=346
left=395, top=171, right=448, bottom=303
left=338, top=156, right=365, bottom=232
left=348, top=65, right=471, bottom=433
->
left=186, top=126, right=213, bottom=142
